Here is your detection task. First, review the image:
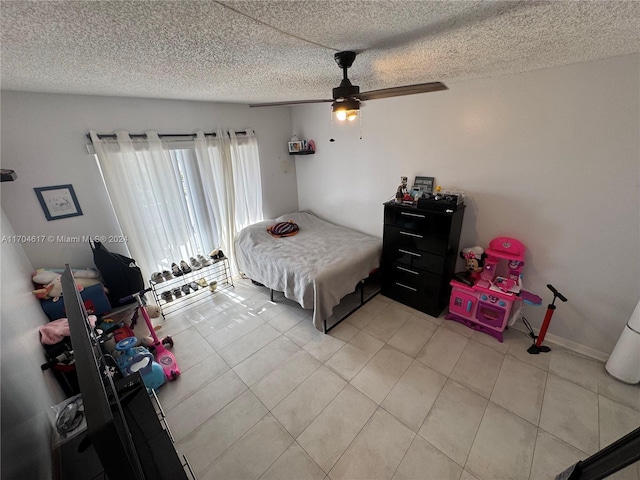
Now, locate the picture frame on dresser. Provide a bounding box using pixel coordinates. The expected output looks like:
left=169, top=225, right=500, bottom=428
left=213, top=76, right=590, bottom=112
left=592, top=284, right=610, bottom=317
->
left=413, top=176, right=434, bottom=194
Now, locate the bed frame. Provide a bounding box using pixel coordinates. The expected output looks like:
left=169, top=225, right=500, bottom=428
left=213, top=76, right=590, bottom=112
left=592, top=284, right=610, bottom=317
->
left=235, top=211, right=383, bottom=333
left=268, top=273, right=381, bottom=333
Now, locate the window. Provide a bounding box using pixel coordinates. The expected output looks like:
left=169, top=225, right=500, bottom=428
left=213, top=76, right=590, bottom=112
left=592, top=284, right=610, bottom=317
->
left=91, top=130, right=262, bottom=279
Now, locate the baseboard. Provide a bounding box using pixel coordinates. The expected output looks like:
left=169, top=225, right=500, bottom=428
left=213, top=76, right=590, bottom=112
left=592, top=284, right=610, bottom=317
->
left=511, top=321, right=610, bottom=363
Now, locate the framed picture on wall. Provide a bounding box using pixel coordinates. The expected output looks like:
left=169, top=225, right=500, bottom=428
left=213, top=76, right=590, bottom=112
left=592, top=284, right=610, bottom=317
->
left=34, top=184, right=83, bottom=221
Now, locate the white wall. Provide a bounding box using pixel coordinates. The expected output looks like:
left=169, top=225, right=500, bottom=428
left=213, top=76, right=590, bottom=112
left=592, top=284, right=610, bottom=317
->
left=292, top=54, right=640, bottom=357
left=1, top=209, right=64, bottom=480
left=0, top=92, right=296, bottom=270
left=0, top=92, right=296, bottom=476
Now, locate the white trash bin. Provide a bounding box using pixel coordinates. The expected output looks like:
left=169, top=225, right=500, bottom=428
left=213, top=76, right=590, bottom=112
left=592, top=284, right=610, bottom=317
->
left=605, top=297, right=640, bottom=384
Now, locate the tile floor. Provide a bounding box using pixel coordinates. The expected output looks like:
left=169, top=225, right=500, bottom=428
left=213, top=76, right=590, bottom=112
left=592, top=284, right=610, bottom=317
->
left=153, top=278, right=640, bottom=480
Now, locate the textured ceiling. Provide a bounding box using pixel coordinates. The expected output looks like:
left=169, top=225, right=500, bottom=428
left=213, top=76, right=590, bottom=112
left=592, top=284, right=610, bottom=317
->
left=1, top=1, right=639, bottom=104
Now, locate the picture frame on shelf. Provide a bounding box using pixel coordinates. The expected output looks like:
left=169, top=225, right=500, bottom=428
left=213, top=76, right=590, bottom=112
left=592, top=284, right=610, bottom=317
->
left=34, top=184, right=83, bottom=221
left=288, top=141, right=303, bottom=153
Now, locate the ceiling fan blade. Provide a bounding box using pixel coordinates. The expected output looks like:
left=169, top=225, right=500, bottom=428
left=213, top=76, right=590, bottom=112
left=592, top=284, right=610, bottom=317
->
left=356, top=82, right=448, bottom=101
left=249, top=99, right=333, bottom=108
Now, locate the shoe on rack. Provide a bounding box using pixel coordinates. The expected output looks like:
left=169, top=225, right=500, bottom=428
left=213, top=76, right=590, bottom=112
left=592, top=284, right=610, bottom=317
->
left=151, top=272, right=164, bottom=283
left=197, top=254, right=212, bottom=267
left=210, top=249, right=225, bottom=261
left=190, top=257, right=202, bottom=271
left=196, top=278, right=208, bottom=288
left=172, top=287, right=182, bottom=298
left=171, top=262, right=184, bottom=276
left=162, top=270, right=173, bottom=281
left=209, top=280, right=218, bottom=292
left=161, top=290, right=173, bottom=302
left=181, top=284, right=191, bottom=295
left=180, top=260, right=192, bottom=274
left=189, top=281, right=199, bottom=291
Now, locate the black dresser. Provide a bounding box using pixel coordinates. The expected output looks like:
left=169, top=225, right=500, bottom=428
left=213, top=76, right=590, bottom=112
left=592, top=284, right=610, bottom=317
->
left=381, top=201, right=465, bottom=317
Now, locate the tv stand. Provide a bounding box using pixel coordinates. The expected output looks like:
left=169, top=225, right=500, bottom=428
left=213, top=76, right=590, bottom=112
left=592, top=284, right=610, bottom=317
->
left=115, top=374, right=188, bottom=479
left=54, top=433, right=105, bottom=480
left=59, top=266, right=193, bottom=479
left=56, top=373, right=189, bottom=479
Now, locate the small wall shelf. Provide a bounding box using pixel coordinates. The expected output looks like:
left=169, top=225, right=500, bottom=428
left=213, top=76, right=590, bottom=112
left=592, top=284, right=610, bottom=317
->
left=288, top=138, right=315, bottom=155
left=289, top=150, right=315, bottom=156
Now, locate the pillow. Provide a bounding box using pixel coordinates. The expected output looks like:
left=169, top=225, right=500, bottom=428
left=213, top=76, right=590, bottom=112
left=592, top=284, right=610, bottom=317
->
left=267, top=221, right=299, bottom=238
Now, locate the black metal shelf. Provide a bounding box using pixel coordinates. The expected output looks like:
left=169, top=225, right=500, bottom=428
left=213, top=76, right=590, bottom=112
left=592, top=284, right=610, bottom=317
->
left=149, top=257, right=234, bottom=318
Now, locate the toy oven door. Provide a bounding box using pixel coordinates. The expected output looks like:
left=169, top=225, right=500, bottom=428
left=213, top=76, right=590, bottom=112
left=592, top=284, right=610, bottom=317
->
left=475, top=301, right=507, bottom=329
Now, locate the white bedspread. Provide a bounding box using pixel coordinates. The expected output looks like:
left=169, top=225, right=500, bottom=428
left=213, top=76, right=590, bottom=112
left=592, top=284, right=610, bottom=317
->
left=234, top=211, right=382, bottom=331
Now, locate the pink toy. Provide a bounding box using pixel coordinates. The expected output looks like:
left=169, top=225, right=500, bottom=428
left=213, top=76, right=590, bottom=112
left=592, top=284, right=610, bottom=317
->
left=120, top=288, right=180, bottom=381
left=446, top=236, right=541, bottom=342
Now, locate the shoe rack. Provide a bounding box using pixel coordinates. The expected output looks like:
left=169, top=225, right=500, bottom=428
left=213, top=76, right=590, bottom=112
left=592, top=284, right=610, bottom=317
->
left=149, top=257, right=234, bottom=319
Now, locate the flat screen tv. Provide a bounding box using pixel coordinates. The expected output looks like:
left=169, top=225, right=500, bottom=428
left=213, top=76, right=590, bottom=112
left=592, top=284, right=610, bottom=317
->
left=62, top=265, right=145, bottom=479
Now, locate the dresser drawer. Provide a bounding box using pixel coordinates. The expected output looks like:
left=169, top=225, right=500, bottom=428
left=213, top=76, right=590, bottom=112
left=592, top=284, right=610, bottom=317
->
left=383, top=246, right=445, bottom=275
left=384, top=206, right=453, bottom=232
left=385, top=261, right=442, bottom=292
left=384, top=224, right=449, bottom=256
left=381, top=280, right=442, bottom=317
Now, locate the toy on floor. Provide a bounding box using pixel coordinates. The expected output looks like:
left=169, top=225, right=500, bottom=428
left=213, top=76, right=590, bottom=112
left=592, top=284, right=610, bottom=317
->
left=526, top=284, right=567, bottom=354
left=446, top=237, right=542, bottom=342
left=114, top=336, right=165, bottom=391
left=100, top=304, right=162, bottom=348
left=120, top=288, right=180, bottom=381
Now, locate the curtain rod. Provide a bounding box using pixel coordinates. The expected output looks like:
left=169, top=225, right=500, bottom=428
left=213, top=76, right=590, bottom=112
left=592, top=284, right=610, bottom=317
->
left=86, top=130, right=247, bottom=140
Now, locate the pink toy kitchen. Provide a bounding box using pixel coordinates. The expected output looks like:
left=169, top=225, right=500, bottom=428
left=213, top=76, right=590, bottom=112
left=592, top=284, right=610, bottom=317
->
left=446, top=236, right=541, bottom=342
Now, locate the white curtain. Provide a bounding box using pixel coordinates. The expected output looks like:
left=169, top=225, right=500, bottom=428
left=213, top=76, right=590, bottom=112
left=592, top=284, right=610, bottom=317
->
left=91, top=129, right=262, bottom=280
left=193, top=130, right=237, bottom=271
left=229, top=130, right=263, bottom=231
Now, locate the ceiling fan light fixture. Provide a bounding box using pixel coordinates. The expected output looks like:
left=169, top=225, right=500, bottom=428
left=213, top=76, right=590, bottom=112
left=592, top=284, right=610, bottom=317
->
left=249, top=51, right=446, bottom=119
left=332, top=98, right=360, bottom=122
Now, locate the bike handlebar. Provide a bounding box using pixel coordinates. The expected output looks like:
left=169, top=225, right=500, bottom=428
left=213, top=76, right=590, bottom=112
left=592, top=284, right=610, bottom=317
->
left=547, top=284, right=567, bottom=302
left=119, top=287, right=153, bottom=304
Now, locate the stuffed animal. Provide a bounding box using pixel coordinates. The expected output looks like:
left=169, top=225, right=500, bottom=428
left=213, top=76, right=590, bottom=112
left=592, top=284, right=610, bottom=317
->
left=32, top=268, right=105, bottom=302
left=145, top=304, right=161, bottom=319
left=33, top=277, right=84, bottom=302
left=460, top=246, right=486, bottom=275
left=32, top=268, right=99, bottom=285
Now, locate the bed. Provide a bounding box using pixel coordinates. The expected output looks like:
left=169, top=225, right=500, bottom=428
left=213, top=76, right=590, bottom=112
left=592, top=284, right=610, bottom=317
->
left=234, top=211, right=382, bottom=332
